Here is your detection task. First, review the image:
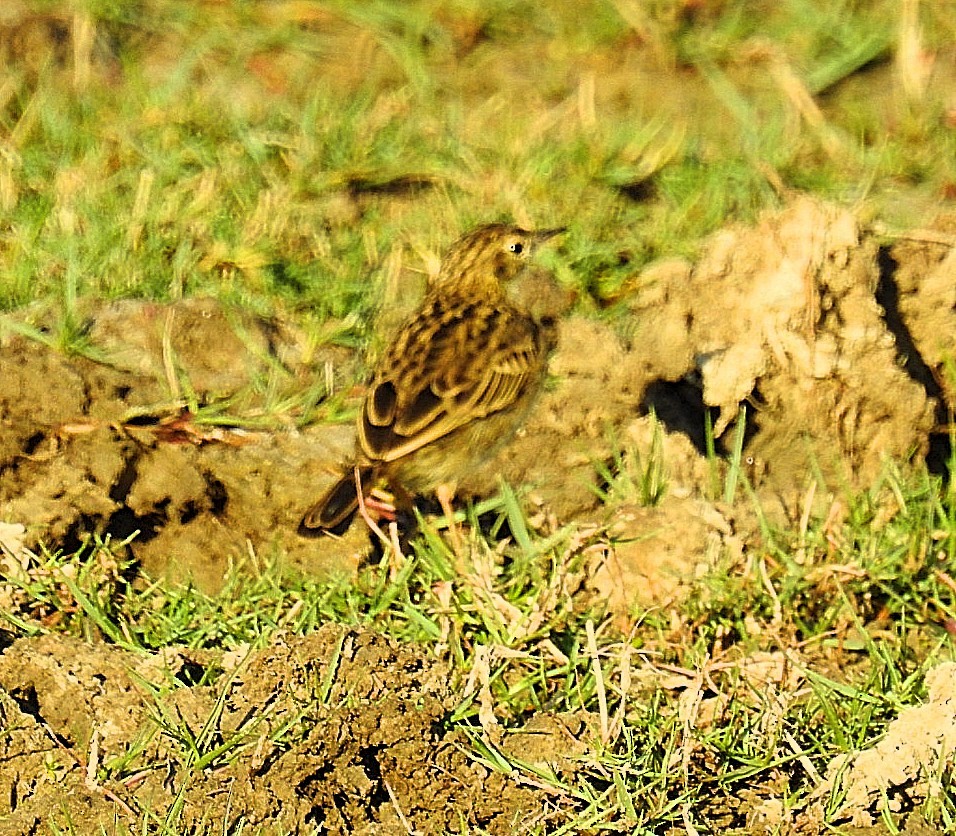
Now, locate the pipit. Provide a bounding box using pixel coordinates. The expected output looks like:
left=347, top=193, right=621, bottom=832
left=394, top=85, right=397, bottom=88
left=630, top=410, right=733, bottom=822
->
left=299, top=222, right=566, bottom=535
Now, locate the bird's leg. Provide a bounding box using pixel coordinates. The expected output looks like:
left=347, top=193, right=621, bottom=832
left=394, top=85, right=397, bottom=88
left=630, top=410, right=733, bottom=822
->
left=353, top=466, right=391, bottom=547
left=436, top=482, right=464, bottom=557
left=364, top=488, right=398, bottom=521
left=353, top=469, right=405, bottom=572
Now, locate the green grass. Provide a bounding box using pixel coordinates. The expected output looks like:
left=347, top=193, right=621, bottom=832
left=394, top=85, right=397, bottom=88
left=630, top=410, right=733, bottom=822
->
left=3, top=460, right=956, bottom=832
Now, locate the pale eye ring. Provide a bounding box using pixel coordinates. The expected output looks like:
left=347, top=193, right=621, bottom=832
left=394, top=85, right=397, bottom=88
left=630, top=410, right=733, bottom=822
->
left=508, top=241, right=524, bottom=254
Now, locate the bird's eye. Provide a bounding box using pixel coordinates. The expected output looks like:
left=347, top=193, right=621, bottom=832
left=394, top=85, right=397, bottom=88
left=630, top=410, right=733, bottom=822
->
left=507, top=241, right=524, bottom=254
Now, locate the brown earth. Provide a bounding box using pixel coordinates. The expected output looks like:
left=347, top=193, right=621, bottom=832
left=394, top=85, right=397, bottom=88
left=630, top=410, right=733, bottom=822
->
left=0, top=626, right=550, bottom=835
left=1, top=200, right=955, bottom=832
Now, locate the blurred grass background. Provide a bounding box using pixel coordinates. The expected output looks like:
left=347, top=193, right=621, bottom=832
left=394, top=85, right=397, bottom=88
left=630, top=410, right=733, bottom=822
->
left=1, top=0, right=954, bottom=332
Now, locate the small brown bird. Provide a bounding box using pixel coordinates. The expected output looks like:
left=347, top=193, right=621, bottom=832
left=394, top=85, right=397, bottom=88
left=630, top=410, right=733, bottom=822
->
left=299, top=222, right=566, bottom=535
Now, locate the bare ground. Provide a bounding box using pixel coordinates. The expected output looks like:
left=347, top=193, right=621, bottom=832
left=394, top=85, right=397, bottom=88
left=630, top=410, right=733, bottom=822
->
left=0, top=626, right=547, bottom=835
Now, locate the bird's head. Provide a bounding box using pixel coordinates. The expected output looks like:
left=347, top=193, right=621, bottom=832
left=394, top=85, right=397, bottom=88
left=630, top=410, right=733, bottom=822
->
left=434, top=223, right=565, bottom=296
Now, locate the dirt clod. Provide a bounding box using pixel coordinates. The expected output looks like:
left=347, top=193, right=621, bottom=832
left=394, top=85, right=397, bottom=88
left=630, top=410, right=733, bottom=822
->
left=803, top=662, right=956, bottom=828
left=0, top=626, right=547, bottom=835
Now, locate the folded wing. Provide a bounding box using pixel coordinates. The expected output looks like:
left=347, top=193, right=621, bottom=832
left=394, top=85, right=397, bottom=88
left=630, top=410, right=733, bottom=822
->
left=359, top=297, right=543, bottom=463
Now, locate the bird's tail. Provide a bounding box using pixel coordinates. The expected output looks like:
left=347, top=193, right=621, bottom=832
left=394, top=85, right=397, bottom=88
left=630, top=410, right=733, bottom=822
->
left=298, top=466, right=375, bottom=535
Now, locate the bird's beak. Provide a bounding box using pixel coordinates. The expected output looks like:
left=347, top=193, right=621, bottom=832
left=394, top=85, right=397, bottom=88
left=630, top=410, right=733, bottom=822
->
left=534, top=227, right=567, bottom=243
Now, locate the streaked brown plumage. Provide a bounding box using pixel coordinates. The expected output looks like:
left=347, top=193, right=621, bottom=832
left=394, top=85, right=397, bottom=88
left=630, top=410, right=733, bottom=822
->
left=299, top=222, right=565, bottom=534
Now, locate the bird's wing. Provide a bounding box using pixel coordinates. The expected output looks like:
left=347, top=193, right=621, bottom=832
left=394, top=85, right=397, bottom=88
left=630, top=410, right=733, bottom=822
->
left=358, top=297, right=543, bottom=463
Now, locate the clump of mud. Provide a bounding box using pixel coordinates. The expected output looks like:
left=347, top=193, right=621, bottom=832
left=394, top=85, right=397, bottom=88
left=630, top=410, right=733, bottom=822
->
left=0, top=625, right=547, bottom=834
left=486, top=199, right=951, bottom=607
left=628, top=198, right=938, bottom=495
left=0, top=298, right=363, bottom=589
left=802, top=661, right=956, bottom=829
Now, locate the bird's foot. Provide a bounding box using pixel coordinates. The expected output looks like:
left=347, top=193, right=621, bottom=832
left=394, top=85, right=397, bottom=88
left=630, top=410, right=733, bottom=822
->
left=364, top=488, right=398, bottom=521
